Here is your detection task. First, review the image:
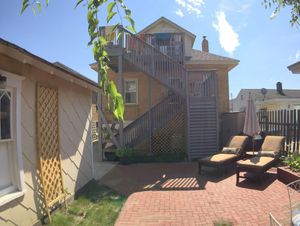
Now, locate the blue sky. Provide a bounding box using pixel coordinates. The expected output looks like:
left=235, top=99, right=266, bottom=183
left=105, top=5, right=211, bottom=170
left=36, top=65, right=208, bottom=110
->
left=0, top=0, right=299, bottom=98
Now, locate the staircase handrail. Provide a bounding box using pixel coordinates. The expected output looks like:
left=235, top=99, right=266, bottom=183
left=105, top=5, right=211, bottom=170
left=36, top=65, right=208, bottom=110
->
left=117, top=26, right=188, bottom=67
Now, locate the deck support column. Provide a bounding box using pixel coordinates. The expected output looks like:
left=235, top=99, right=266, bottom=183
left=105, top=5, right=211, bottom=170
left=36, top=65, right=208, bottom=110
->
left=185, top=71, right=191, bottom=160
left=148, top=76, right=152, bottom=152
left=97, top=91, right=103, bottom=161
left=118, top=54, right=124, bottom=148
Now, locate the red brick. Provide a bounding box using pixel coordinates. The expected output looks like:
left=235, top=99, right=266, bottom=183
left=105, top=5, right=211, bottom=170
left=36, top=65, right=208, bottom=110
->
left=99, top=162, right=293, bottom=226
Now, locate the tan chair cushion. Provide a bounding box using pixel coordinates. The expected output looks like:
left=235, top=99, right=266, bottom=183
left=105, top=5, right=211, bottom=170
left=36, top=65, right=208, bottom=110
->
left=201, top=153, right=238, bottom=163
left=237, top=156, right=275, bottom=168
left=228, top=136, right=248, bottom=149
left=259, top=150, right=278, bottom=158
left=222, top=147, right=241, bottom=155
left=261, top=136, right=285, bottom=152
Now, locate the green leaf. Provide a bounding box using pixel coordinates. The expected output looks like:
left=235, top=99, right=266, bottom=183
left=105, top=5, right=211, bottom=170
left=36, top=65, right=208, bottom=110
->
left=75, top=0, right=84, bottom=8
left=125, top=26, right=135, bottom=33
left=107, top=11, right=117, bottom=23
left=124, top=9, right=131, bottom=16
left=36, top=1, right=41, bottom=11
left=124, top=16, right=136, bottom=33
left=107, top=81, right=118, bottom=98
left=113, top=94, right=124, bottom=121
left=31, top=6, right=36, bottom=15
left=107, top=1, right=116, bottom=13
left=21, top=0, right=29, bottom=14
left=112, top=23, right=120, bottom=32
left=99, top=36, right=108, bottom=45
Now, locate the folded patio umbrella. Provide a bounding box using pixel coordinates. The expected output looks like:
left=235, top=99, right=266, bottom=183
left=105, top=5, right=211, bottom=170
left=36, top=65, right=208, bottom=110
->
left=243, top=93, right=261, bottom=153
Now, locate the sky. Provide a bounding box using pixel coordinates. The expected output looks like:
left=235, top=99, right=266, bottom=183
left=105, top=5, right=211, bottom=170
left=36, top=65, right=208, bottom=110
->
left=0, top=0, right=300, bottom=98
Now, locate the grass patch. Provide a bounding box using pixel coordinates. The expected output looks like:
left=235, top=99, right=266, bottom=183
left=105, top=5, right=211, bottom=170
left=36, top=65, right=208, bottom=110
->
left=50, top=180, right=126, bottom=226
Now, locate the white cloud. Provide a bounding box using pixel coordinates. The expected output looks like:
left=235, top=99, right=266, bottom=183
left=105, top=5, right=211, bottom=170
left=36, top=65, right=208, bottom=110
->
left=174, top=0, right=204, bottom=17
left=175, top=9, right=185, bottom=17
left=213, top=11, right=240, bottom=54
left=296, top=50, right=300, bottom=60
left=219, top=0, right=253, bottom=13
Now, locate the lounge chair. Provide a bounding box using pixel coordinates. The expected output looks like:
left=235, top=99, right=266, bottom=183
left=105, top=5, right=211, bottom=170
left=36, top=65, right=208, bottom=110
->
left=236, top=135, right=285, bottom=185
left=269, top=213, right=282, bottom=226
left=198, top=136, right=249, bottom=175
left=287, top=179, right=300, bottom=226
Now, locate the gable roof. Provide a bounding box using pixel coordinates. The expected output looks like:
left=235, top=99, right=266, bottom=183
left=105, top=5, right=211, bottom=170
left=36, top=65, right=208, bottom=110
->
left=237, top=89, right=300, bottom=101
left=0, top=38, right=99, bottom=91
left=288, top=61, right=300, bottom=74
left=139, top=17, right=196, bottom=40
left=186, top=49, right=239, bottom=70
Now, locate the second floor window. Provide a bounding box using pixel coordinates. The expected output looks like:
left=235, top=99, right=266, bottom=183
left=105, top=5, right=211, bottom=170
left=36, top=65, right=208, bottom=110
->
left=124, top=80, right=138, bottom=105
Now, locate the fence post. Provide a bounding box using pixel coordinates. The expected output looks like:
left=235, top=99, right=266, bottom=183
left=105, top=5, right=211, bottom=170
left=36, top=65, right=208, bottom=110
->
left=298, top=110, right=300, bottom=154
left=266, top=111, right=269, bottom=132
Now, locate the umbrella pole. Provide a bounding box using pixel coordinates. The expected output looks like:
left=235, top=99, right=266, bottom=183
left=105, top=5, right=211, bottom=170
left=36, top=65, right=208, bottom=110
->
left=252, top=137, right=255, bottom=155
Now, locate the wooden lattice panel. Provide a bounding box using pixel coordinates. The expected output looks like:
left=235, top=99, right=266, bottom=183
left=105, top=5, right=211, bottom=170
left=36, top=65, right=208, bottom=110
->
left=37, top=84, right=66, bottom=221
left=151, top=112, right=186, bottom=154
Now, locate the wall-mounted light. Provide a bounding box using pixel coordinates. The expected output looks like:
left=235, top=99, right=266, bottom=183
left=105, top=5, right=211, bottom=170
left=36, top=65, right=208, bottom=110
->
left=0, top=74, right=7, bottom=89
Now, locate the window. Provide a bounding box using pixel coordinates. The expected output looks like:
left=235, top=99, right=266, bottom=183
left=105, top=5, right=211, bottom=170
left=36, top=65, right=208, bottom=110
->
left=0, top=89, right=14, bottom=198
left=0, top=90, right=12, bottom=140
left=124, top=79, right=138, bottom=104
left=0, top=71, right=25, bottom=206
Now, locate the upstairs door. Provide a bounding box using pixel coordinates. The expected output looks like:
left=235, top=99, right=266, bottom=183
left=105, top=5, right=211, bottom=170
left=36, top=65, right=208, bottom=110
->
left=143, top=33, right=184, bottom=63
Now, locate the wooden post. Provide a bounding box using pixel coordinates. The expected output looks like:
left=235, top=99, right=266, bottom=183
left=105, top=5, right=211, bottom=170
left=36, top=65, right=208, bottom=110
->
left=296, top=109, right=300, bottom=154
left=266, top=111, right=269, bottom=132
left=118, top=54, right=124, bottom=147
left=293, top=109, right=297, bottom=153
left=213, top=71, right=220, bottom=151
left=148, top=76, right=152, bottom=152
left=97, top=91, right=103, bottom=161
left=185, top=70, right=191, bottom=160
left=96, top=61, right=103, bottom=161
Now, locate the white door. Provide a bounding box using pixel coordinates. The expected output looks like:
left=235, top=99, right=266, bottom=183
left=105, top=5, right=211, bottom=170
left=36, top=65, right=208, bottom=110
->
left=0, top=90, right=14, bottom=197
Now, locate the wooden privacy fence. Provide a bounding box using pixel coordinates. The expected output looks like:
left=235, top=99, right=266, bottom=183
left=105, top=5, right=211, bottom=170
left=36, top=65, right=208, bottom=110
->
left=257, top=109, right=300, bottom=155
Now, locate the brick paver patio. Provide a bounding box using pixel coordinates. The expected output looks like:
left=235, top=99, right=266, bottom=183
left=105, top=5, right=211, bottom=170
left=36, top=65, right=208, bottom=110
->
left=99, top=162, right=291, bottom=226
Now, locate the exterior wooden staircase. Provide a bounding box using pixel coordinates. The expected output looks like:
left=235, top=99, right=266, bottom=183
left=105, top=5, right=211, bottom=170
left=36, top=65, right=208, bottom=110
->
left=102, top=26, right=219, bottom=159
left=122, top=95, right=184, bottom=147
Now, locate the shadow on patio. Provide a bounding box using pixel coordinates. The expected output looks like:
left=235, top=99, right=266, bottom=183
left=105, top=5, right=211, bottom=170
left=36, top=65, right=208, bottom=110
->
left=97, top=162, right=277, bottom=196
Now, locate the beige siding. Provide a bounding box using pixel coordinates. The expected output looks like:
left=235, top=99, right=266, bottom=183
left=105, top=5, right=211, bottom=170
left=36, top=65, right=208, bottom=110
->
left=0, top=54, right=93, bottom=226
left=104, top=70, right=168, bottom=122
left=143, top=20, right=194, bottom=57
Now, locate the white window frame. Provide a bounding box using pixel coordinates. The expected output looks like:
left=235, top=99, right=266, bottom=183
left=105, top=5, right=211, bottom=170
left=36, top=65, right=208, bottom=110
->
left=124, top=79, right=138, bottom=105
left=0, top=69, right=25, bottom=207
left=0, top=88, right=13, bottom=142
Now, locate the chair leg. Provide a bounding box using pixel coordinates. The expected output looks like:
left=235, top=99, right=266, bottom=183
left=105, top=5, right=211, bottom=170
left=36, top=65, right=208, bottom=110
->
left=219, top=165, right=225, bottom=176
left=258, top=173, right=263, bottom=185
left=217, top=165, right=223, bottom=177
left=198, top=162, right=202, bottom=175
left=236, top=167, right=240, bottom=185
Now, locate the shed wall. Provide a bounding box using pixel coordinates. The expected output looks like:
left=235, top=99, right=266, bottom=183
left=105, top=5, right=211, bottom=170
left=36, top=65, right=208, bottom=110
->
left=0, top=54, right=93, bottom=226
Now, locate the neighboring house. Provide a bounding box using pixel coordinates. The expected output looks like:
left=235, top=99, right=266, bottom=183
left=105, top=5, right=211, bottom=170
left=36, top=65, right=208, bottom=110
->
left=288, top=61, right=300, bottom=74
left=92, top=17, right=239, bottom=159
left=231, top=82, right=300, bottom=112
left=0, top=38, right=98, bottom=226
